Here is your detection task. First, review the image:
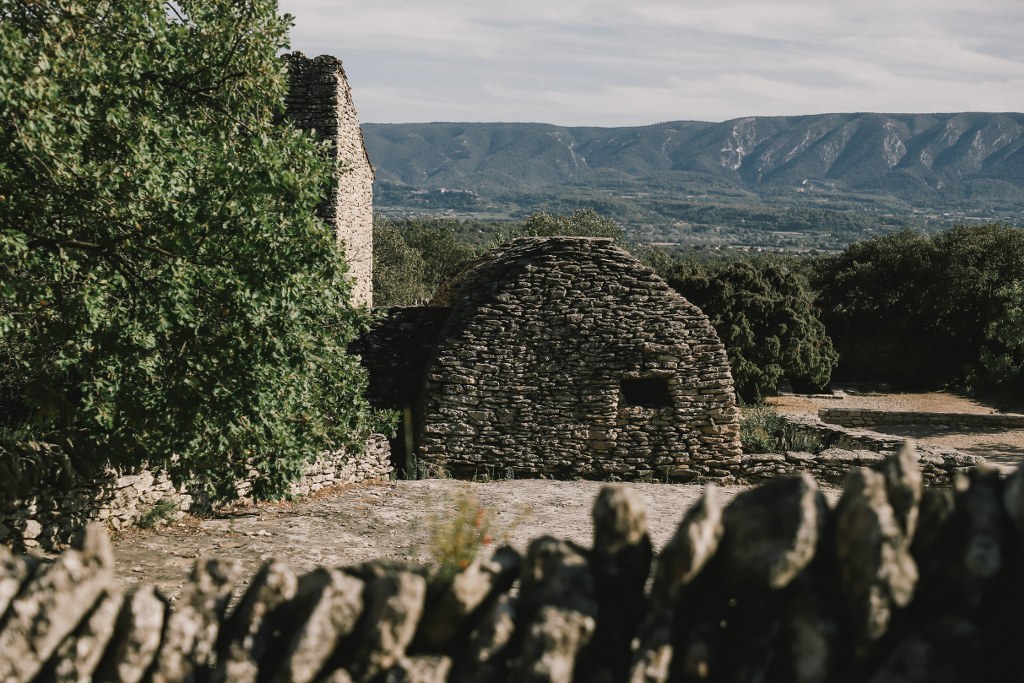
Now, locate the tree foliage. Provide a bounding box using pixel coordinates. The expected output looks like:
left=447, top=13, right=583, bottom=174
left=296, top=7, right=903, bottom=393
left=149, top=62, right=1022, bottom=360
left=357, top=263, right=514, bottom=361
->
left=517, top=209, right=624, bottom=241
left=371, top=218, right=430, bottom=308
left=814, top=225, right=1024, bottom=394
left=653, top=254, right=838, bottom=402
left=0, top=0, right=388, bottom=499
left=371, top=218, right=479, bottom=308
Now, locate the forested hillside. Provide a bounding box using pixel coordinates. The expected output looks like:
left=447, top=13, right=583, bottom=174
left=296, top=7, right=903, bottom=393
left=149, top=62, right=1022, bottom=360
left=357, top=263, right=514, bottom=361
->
left=364, top=113, right=1024, bottom=249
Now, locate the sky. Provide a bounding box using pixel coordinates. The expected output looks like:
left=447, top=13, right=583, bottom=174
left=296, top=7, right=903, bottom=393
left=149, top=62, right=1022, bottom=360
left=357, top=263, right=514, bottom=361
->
left=278, top=0, right=1024, bottom=127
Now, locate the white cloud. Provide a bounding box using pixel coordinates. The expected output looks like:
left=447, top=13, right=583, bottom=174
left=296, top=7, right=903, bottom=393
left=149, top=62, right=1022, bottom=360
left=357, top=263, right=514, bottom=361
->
left=279, top=0, right=1024, bottom=125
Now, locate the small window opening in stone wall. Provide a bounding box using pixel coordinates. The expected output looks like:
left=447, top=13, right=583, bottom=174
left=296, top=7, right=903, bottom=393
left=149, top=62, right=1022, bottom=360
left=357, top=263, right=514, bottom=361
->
left=620, top=377, right=672, bottom=408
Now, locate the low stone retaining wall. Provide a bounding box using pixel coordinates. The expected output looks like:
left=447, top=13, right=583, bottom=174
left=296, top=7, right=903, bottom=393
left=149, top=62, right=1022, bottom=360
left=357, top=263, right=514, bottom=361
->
left=738, top=414, right=986, bottom=487
left=3, top=450, right=1023, bottom=682
left=820, top=407, right=1024, bottom=429
left=0, top=435, right=392, bottom=552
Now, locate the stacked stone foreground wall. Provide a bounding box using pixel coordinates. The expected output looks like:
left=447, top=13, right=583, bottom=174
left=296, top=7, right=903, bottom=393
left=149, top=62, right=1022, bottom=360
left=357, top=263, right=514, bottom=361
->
left=284, top=52, right=374, bottom=308
left=417, top=237, right=742, bottom=481
left=5, top=451, right=1024, bottom=681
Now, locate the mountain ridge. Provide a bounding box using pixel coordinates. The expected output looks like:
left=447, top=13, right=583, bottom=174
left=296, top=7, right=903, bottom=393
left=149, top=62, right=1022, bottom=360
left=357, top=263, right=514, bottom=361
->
left=362, top=112, right=1024, bottom=248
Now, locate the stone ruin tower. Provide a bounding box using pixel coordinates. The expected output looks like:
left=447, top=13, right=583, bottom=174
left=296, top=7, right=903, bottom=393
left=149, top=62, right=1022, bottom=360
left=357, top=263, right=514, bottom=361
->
left=283, top=53, right=374, bottom=308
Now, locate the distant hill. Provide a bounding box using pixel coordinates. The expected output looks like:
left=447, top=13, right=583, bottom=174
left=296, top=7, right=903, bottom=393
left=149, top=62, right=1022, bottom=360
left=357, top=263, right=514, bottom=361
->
left=362, top=113, right=1024, bottom=250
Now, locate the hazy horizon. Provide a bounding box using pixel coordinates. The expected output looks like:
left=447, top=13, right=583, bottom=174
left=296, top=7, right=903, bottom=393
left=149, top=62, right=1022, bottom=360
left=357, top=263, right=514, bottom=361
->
left=279, top=0, right=1024, bottom=127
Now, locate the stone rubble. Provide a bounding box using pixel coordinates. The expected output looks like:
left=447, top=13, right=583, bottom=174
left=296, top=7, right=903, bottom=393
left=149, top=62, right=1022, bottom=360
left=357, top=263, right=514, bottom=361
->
left=5, top=453, right=1024, bottom=680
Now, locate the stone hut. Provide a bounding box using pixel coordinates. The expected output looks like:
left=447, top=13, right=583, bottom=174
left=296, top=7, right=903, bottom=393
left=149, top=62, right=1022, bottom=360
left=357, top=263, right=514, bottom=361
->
left=355, top=237, right=742, bottom=481
left=284, top=53, right=374, bottom=307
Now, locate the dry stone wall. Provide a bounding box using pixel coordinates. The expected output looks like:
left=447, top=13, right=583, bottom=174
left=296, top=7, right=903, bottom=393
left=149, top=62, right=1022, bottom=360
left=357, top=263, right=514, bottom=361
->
left=284, top=52, right=374, bottom=308
left=5, top=451, right=1024, bottom=681
left=417, top=237, right=741, bottom=482
left=350, top=307, right=452, bottom=409
left=0, top=436, right=391, bottom=552
left=738, top=414, right=985, bottom=487
left=821, top=407, right=1024, bottom=429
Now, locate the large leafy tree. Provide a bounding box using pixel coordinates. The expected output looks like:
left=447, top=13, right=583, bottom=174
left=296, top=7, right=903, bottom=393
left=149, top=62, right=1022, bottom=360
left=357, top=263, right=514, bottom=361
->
left=658, top=255, right=838, bottom=402
left=814, top=225, right=1024, bottom=394
left=0, top=0, right=387, bottom=499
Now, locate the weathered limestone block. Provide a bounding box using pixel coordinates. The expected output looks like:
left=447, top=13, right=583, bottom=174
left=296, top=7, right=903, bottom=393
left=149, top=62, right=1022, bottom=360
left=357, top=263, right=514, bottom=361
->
left=93, top=585, right=167, bottom=683
left=416, top=546, right=520, bottom=652
left=0, top=524, right=113, bottom=682
left=343, top=564, right=427, bottom=683
left=515, top=536, right=598, bottom=682
left=37, top=587, right=123, bottom=683
left=720, top=472, right=826, bottom=592
left=0, top=542, right=34, bottom=620
left=834, top=467, right=918, bottom=651
left=583, top=486, right=653, bottom=681
left=149, top=558, right=239, bottom=683
left=212, top=559, right=298, bottom=683
left=268, top=567, right=365, bottom=683
left=458, top=594, right=518, bottom=683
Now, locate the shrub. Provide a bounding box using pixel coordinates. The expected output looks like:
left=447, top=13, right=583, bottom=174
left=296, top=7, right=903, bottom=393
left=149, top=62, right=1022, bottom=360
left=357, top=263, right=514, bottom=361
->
left=740, top=404, right=784, bottom=454
left=427, top=489, right=495, bottom=581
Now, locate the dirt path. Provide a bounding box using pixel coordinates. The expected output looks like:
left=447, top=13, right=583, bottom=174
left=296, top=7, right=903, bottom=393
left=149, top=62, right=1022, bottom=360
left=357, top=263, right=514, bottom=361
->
left=110, top=479, right=749, bottom=600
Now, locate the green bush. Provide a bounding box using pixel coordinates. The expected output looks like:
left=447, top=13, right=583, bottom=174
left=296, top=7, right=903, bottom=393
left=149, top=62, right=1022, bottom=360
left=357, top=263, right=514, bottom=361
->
left=655, top=254, right=838, bottom=402
left=0, top=0, right=388, bottom=500
left=813, top=225, right=1024, bottom=394
left=740, top=404, right=784, bottom=454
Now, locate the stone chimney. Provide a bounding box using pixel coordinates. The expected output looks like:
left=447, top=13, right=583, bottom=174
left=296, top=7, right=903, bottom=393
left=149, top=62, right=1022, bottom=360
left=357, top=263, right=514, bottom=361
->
left=283, top=53, right=373, bottom=308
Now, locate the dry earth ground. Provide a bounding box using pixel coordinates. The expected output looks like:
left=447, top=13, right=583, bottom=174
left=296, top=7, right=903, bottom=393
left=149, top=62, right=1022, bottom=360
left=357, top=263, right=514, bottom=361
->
left=109, top=479, right=748, bottom=601
left=107, top=390, right=1024, bottom=600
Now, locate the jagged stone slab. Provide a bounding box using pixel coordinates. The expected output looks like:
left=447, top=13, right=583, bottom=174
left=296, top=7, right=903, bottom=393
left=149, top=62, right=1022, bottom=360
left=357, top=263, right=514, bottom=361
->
left=584, top=485, right=653, bottom=682
left=649, top=484, right=723, bottom=603
left=457, top=594, right=518, bottom=683
left=514, top=536, right=598, bottom=682
left=835, top=467, right=917, bottom=649
left=0, top=524, right=113, bottom=682
left=37, top=587, right=123, bottom=683
left=380, top=655, right=452, bottom=683
left=268, top=567, right=364, bottom=683
left=630, top=485, right=723, bottom=683
left=515, top=605, right=597, bottom=683
left=343, top=565, right=427, bottom=683
left=92, top=585, right=166, bottom=683
left=883, top=442, right=923, bottom=540
left=720, top=472, right=825, bottom=592
left=1004, top=463, right=1024, bottom=535
left=0, top=542, right=34, bottom=621
left=416, top=545, right=520, bottom=652
left=148, top=557, right=238, bottom=683
left=212, top=559, right=297, bottom=683
left=951, top=466, right=1005, bottom=613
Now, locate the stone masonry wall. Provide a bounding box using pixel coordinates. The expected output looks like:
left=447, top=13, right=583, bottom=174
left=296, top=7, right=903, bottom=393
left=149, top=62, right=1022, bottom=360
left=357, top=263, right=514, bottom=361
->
left=284, top=53, right=374, bottom=308
left=349, top=307, right=452, bottom=409
left=5, top=451, right=1024, bottom=681
left=738, top=414, right=986, bottom=487
left=0, top=435, right=391, bottom=552
left=820, top=407, right=1024, bottom=429
left=418, top=237, right=741, bottom=481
